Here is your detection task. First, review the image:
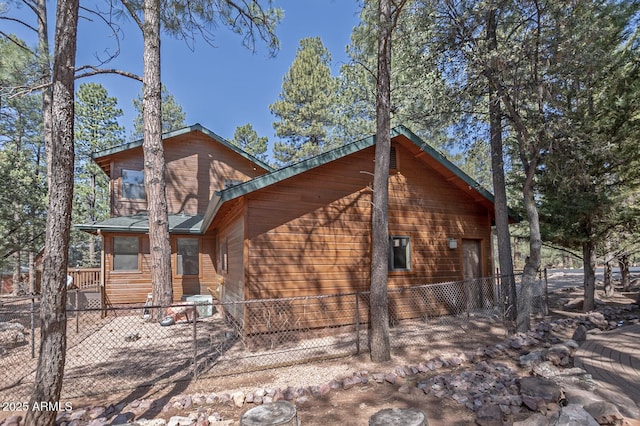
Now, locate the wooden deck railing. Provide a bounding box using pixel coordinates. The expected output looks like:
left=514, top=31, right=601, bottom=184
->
left=67, top=268, right=101, bottom=289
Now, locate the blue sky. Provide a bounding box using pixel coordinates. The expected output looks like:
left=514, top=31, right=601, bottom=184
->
left=73, top=0, right=363, bottom=145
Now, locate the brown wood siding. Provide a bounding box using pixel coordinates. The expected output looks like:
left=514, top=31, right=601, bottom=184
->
left=102, top=232, right=218, bottom=305
left=242, top=143, right=494, bottom=329
left=217, top=206, right=246, bottom=322
left=245, top=149, right=374, bottom=300
left=109, top=132, right=267, bottom=217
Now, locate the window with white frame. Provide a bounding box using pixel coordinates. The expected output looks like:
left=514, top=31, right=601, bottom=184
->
left=389, top=236, right=411, bottom=271
left=122, top=169, right=146, bottom=200
left=113, top=236, right=140, bottom=271
left=177, top=238, right=199, bottom=275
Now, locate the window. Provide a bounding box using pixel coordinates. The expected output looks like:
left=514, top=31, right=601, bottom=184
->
left=122, top=169, right=146, bottom=200
left=177, top=238, right=199, bottom=275
left=113, top=236, right=139, bottom=271
left=219, top=237, right=228, bottom=272
left=389, top=236, right=411, bottom=271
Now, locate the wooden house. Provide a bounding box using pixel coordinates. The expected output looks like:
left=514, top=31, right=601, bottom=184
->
left=78, top=124, right=499, bottom=328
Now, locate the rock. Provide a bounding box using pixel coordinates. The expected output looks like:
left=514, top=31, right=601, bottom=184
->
left=398, top=385, right=412, bottom=394
left=594, top=388, right=640, bottom=419
left=167, top=416, right=196, bottom=426
left=137, top=419, right=167, bottom=426
left=519, top=377, right=562, bottom=411
left=555, top=404, right=599, bottom=426
left=532, top=361, right=560, bottom=379
left=87, top=406, right=107, bottom=420
left=343, top=376, right=360, bottom=390
left=572, top=325, right=588, bottom=342
left=476, top=404, right=503, bottom=426
left=512, top=413, right=548, bottom=426
left=2, top=415, right=22, bottom=426
left=231, top=391, right=244, bottom=408
left=563, top=386, right=604, bottom=407
left=520, top=350, right=544, bottom=368
left=584, top=401, right=624, bottom=425
left=110, top=412, right=135, bottom=425
left=384, top=372, right=397, bottom=384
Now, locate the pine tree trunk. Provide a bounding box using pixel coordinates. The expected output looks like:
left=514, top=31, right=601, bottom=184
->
left=603, top=261, right=613, bottom=297
left=583, top=241, right=597, bottom=311
left=369, top=0, right=393, bottom=363
left=486, top=8, right=516, bottom=323
left=26, top=0, right=78, bottom=422
left=12, top=251, right=21, bottom=296
left=143, top=0, right=173, bottom=311
left=619, top=255, right=630, bottom=292
left=516, top=176, right=541, bottom=333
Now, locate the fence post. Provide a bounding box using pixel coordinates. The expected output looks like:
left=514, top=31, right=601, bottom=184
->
left=30, top=296, right=35, bottom=358
left=355, top=293, right=360, bottom=354
left=193, top=304, right=198, bottom=380
left=75, top=288, right=80, bottom=334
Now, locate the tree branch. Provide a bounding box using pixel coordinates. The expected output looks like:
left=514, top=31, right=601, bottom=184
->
left=74, top=66, right=143, bottom=82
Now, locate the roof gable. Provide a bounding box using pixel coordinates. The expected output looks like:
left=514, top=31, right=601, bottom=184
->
left=92, top=124, right=274, bottom=176
left=201, top=125, right=496, bottom=232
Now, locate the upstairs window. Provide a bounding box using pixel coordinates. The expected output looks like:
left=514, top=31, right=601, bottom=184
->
left=177, top=238, right=199, bottom=275
left=389, top=236, right=411, bottom=272
left=122, top=169, right=145, bottom=200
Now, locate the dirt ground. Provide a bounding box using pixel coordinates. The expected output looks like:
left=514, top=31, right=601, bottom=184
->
left=133, top=278, right=640, bottom=425
left=2, top=276, right=639, bottom=425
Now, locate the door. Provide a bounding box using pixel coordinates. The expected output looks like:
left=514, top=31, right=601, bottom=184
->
left=462, top=239, right=487, bottom=309
left=462, top=239, right=482, bottom=280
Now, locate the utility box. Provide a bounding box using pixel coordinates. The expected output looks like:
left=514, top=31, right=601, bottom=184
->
left=181, top=294, right=214, bottom=318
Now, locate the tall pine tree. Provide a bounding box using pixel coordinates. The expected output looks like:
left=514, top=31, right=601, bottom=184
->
left=72, top=82, right=124, bottom=266
left=270, top=36, right=338, bottom=166
left=131, top=84, right=186, bottom=140
left=231, top=123, right=269, bottom=163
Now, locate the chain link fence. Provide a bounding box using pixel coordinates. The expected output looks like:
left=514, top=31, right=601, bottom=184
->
left=0, top=274, right=541, bottom=401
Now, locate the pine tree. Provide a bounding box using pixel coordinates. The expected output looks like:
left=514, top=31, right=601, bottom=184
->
left=72, top=82, right=125, bottom=266
left=131, top=84, right=186, bottom=140
left=231, top=123, right=269, bottom=163
left=270, top=36, right=338, bottom=166
left=0, top=37, right=47, bottom=292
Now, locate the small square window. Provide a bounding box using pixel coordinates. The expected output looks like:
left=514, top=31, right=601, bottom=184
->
left=389, top=236, right=411, bottom=271
left=177, top=238, right=199, bottom=275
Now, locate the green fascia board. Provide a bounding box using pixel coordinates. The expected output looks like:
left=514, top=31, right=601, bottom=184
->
left=92, top=124, right=274, bottom=173
left=392, top=125, right=496, bottom=204
left=76, top=214, right=204, bottom=235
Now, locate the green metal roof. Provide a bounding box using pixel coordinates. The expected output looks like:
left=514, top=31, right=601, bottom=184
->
left=80, top=125, right=498, bottom=236
left=200, top=125, right=496, bottom=231
left=92, top=123, right=274, bottom=173
left=76, top=213, right=204, bottom=234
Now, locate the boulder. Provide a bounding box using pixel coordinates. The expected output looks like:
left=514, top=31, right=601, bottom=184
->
left=555, top=404, right=599, bottom=426
left=512, top=413, right=548, bottom=426
left=476, top=404, right=503, bottom=426
left=583, top=401, right=624, bottom=425
left=519, top=377, right=562, bottom=411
